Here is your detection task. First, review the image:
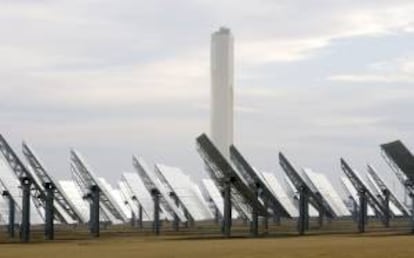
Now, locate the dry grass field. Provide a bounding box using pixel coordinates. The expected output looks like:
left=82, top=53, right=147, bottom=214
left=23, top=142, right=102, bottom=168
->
left=0, top=220, right=413, bottom=258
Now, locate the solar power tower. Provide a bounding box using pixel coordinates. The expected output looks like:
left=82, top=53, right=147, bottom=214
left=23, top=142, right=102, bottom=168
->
left=340, top=159, right=389, bottom=232
left=278, top=153, right=336, bottom=235
left=70, top=149, right=128, bottom=236
left=229, top=145, right=291, bottom=235
left=155, top=164, right=214, bottom=226
left=380, top=140, right=414, bottom=232
left=367, top=165, right=408, bottom=216
left=0, top=134, right=49, bottom=242
left=196, top=134, right=267, bottom=237
left=22, top=142, right=86, bottom=226
left=132, top=156, right=186, bottom=235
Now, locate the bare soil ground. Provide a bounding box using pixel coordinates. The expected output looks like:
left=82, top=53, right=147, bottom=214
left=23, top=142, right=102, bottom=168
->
left=0, top=232, right=413, bottom=258
left=0, top=219, right=412, bottom=258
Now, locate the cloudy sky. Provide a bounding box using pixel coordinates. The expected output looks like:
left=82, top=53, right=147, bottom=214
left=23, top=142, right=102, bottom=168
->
left=1, top=0, right=413, bottom=193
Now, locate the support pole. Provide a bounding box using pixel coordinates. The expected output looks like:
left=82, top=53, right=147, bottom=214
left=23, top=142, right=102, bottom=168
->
left=220, top=192, right=225, bottom=234
left=318, top=206, right=324, bottom=228
left=185, top=209, right=194, bottom=227
left=273, top=212, right=281, bottom=225
left=2, top=191, right=15, bottom=238
left=130, top=209, right=136, bottom=227
left=304, top=197, right=310, bottom=230
left=298, top=185, right=308, bottom=235
left=88, top=195, right=94, bottom=232
left=318, top=195, right=324, bottom=228
left=213, top=199, right=220, bottom=224
left=351, top=197, right=358, bottom=222
left=223, top=179, right=232, bottom=238
left=358, top=189, right=367, bottom=233
left=130, top=197, right=137, bottom=227
left=138, top=204, right=143, bottom=229
left=410, top=192, right=414, bottom=234
left=20, top=177, right=31, bottom=243
left=44, top=182, right=54, bottom=240
left=263, top=197, right=269, bottom=235
left=382, top=190, right=390, bottom=228
left=90, top=185, right=100, bottom=237
left=171, top=193, right=179, bottom=231
left=151, top=189, right=160, bottom=235
left=250, top=185, right=259, bottom=237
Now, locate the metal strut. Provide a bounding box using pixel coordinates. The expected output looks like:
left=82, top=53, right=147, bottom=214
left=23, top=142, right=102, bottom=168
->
left=250, top=185, right=259, bottom=237
left=298, top=185, right=308, bottom=235
left=223, top=179, right=232, bottom=238
left=22, top=143, right=85, bottom=223
left=341, top=159, right=388, bottom=226
left=2, top=190, right=16, bottom=238
left=20, top=177, right=31, bottom=243
left=151, top=189, right=160, bottom=236
left=0, top=135, right=45, bottom=224
left=89, top=185, right=100, bottom=237
left=44, top=182, right=54, bottom=240
left=358, top=189, right=367, bottom=233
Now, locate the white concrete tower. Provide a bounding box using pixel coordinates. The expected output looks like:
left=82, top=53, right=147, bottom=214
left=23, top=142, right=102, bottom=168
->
left=210, top=27, right=234, bottom=158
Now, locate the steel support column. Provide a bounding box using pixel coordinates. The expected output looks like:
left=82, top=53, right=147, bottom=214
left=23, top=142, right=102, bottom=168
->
left=138, top=204, right=143, bottom=229
left=263, top=197, right=269, bottom=235
left=358, top=189, right=367, bottom=233
left=44, top=182, right=54, bottom=240
left=273, top=212, right=281, bottom=225
left=304, top=197, right=310, bottom=230
left=383, top=189, right=390, bottom=228
left=223, top=179, right=232, bottom=238
left=250, top=186, right=259, bottom=237
left=90, top=185, right=100, bottom=237
left=351, top=197, right=358, bottom=222
left=88, top=196, right=94, bottom=232
left=171, top=193, right=179, bottom=231
left=2, top=191, right=15, bottom=238
left=298, top=185, right=308, bottom=235
left=151, top=189, right=160, bottom=235
left=130, top=209, right=136, bottom=227
left=410, top=193, right=414, bottom=234
left=130, top=197, right=137, bottom=227
left=20, top=177, right=31, bottom=243
left=213, top=200, right=220, bottom=224
left=318, top=203, right=324, bottom=228
left=187, top=209, right=194, bottom=227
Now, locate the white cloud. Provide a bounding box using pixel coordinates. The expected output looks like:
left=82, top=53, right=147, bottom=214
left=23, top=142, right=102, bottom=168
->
left=238, top=37, right=329, bottom=63
left=328, top=56, right=414, bottom=83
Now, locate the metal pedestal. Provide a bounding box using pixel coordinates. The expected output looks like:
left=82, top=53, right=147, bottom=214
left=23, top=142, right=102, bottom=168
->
left=223, top=180, right=232, bottom=238
left=2, top=191, right=15, bottom=238
left=358, top=189, right=367, bottom=233
left=44, top=182, right=55, bottom=240
left=151, top=189, right=160, bottom=235
left=298, top=185, right=308, bottom=235
left=90, top=185, right=100, bottom=237
left=20, top=177, right=31, bottom=243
